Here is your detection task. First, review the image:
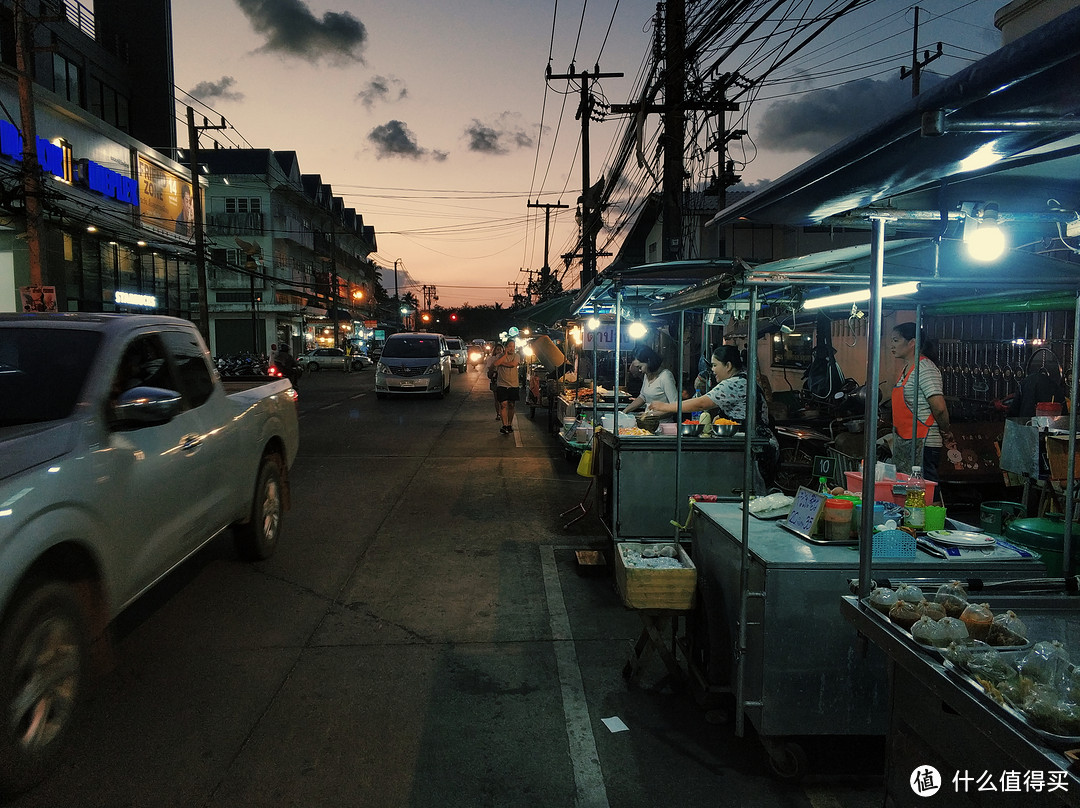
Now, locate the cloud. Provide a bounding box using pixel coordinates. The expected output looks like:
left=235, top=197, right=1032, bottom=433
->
left=368, top=120, right=447, bottom=162
left=189, top=76, right=245, bottom=103
left=757, top=75, right=942, bottom=153
left=357, top=75, right=407, bottom=110
left=464, top=113, right=533, bottom=155
left=234, top=0, right=367, bottom=64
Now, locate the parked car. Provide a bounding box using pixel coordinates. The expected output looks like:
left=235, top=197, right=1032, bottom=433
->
left=375, top=332, right=452, bottom=398
left=299, top=347, right=368, bottom=371
left=445, top=337, right=468, bottom=374
left=0, top=313, right=300, bottom=795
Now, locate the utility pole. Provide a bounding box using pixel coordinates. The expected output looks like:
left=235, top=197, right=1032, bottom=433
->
left=186, top=107, right=227, bottom=346
left=900, top=7, right=943, bottom=98
left=527, top=200, right=568, bottom=301
left=393, top=258, right=400, bottom=322
left=546, top=66, right=623, bottom=286
left=421, top=284, right=438, bottom=310
left=662, top=0, right=685, bottom=262
left=14, top=1, right=44, bottom=286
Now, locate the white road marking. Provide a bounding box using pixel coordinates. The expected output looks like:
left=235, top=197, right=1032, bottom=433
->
left=540, top=545, right=610, bottom=808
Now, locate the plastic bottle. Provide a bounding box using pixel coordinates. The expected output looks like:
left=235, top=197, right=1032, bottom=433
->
left=905, top=465, right=927, bottom=529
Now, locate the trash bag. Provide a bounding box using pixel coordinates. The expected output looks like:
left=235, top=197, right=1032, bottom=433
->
left=802, top=314, right=847, bottom=403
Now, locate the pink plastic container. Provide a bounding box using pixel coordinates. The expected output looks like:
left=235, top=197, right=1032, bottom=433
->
left=658, top=422, right=677, bottom=435
left=844, top=471, right=937, bottom=505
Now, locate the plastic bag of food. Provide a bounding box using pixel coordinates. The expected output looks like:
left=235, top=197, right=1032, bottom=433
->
left=867, top=587, right=898, bottom=614
left=966, top=647, right=1017, bottom=683
left=960, top=602, right=994, bottom=641
left=1017, top=640, right=1072, bottom=689
left=911, top=615, right=949, bottom=647
left=895, top=583, right=924, bottom=604
left=915, top=599, right=945, bottom=621
left=987, top=610, right=1028, bottom=647
left=938, top=616, right=969, bottom=644
left=889, top=599, right=921, bottom=630
left=933, top=580, right=969, bottom=618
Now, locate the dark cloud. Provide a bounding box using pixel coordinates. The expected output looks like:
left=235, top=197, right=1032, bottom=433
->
left=358, top=75, right=407, bottom=110
left=464, top=113, right=533, bottom=155
left=368, top=120, right=447, bottom=162
left=757, top=75, right=942, bottom=153
left=189, top=76, right=244, bottom=103
left=234, top=0, right=367, bottom=64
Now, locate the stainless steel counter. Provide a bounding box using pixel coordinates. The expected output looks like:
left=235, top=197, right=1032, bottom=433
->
left=594, top=429, right=764, bottom=541
left=689, top=502, right=1048, bottom=777
left=842, top=594, right=1080, bottom=807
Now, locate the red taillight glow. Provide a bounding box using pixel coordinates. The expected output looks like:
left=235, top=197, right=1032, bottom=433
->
left=268, top=365, right=283, bottom=377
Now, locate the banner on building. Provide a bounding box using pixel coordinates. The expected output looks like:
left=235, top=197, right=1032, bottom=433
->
left=137, top=156, right=198, bottom=236
left=20, top=286, right=57, bottom=313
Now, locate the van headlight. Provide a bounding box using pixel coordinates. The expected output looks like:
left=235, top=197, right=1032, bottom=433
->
left=425, top=363, right=440, bottom=374
left=376, top=362, right=390, bottom=373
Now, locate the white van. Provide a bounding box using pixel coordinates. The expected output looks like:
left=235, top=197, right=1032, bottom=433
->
left=374, top=332, right=453, bottom=398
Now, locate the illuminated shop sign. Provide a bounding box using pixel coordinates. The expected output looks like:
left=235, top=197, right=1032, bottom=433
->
left=115, top=291, right=157, bottom=308
left=0, top=120, right=140, bottom=208
left=0, top=119, right=64, bottom=177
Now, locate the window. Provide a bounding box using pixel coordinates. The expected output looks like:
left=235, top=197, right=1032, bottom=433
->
left=224, top=197, right=263, bottom=214
left=52, top=54, right=82, bottom=105
left=160, top=330, right=214, bottom=408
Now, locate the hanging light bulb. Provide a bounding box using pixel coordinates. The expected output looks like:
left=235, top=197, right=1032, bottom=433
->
left=627, top=321, right=648, bottom=339
left=587, top=317, right=601, bottom=331
left=964, top=202, right=1006, bottom=262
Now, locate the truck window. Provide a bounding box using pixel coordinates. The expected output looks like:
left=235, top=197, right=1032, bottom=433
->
left=110, top=335, right=174, bottom=404
left=0, top=327, right=101, bottom=426
left=160, top=330, right=215, bottom=407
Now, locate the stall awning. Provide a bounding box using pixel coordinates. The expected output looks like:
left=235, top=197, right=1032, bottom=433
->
left=514, top=292, right=579, bottom=328
left=571, top=259, right=739, bottom=317
left=707, top=6, right=1080, bottom=235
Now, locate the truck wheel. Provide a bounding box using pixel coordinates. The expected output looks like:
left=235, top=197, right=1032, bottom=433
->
left=234, top=454, right=284, bottom=561
left=0, top=582, right=89, bottom=797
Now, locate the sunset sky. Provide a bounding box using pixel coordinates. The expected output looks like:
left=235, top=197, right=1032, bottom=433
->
left=167, top=1, right=1007, bottom=308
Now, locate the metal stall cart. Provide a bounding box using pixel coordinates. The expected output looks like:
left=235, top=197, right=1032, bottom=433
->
left=690, top=502, right=1046, bottom=778
left=596, top=430, right=767, bottom=540
left=842, top=594, right=1080, bottom=807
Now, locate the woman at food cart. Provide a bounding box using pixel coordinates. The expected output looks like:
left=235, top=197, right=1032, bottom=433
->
left=647, top=345, right=779, bottom=490
left=621, top=345, right=679, bottom=422
left=889, top=322, right=955, bottom=495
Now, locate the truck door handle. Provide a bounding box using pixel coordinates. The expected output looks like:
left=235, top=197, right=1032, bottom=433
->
left=180, top=434, right=202, bottom=452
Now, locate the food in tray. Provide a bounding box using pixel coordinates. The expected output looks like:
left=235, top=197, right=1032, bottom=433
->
left=747, top=492, right=794, bottom=515
left=960, top=602, right=995, bottom=641
left=934, top=580, right=970, bottom=618
left=618, top=426, right=654, bottom=436
left=869, top=584, right=1029, bottom=650
left=945, top=640, right=1080, bottom=740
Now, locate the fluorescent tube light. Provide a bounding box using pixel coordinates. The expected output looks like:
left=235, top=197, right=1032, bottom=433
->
left=803, top=281, right=920, bottom=310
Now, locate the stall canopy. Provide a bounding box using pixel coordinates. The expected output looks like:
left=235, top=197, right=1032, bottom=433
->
left=513, top=291, right=579, bottom=329
left=707, top=6, right=1080, bottom=242
left=570, top=259, right=738, bottom=316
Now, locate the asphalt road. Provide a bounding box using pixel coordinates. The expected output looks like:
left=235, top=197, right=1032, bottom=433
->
left=9, top=366, right=886, bottom=807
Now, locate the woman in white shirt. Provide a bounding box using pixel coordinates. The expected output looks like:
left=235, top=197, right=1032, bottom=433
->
left=622, top=345, right=679, bottom=422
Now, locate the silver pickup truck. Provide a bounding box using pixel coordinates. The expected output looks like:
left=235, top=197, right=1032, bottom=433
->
left=0, top=313, right=300, bottom=794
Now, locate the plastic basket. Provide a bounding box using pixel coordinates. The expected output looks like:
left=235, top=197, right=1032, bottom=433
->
left=872, top=528, right=916, bottom=560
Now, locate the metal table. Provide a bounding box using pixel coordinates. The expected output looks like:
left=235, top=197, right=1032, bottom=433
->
left=595, top=429, right=764, bottom=541
left=690, top=502, right=1047, bottom=778
left=842, top=594, right=1080, bottom=807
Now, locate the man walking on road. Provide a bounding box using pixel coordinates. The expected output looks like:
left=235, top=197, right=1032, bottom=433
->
left=494, top=338, right=520, bottom=434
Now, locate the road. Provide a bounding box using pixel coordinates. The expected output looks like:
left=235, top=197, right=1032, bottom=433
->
left=9, top=367, right=885, bottom=807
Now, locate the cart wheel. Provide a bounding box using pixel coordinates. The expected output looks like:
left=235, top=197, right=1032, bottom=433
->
left=768, top=740, right=808, bottom=780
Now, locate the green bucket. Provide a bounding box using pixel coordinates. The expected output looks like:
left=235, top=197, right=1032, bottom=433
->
left=1003, top=515, right=1080, bottom=577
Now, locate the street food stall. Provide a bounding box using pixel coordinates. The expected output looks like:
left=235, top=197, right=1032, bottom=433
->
left=684, top=6, right=1080, bottom=783
left=567, top=260, right=743, bottom=541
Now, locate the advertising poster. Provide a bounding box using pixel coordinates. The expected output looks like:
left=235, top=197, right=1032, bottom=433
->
left=137, top=156, right=197, bottom=236
left=20, top=285, right=58, bottom=312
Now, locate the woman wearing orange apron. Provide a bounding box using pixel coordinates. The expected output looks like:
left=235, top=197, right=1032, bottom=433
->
left=890, top=322, right=954, bottom=498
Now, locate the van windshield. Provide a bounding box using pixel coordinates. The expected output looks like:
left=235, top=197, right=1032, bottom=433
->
left=381, top=336, right=441, bottom=359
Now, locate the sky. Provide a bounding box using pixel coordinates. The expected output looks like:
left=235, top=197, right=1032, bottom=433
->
left=164, top=0, right=1008, bottom=308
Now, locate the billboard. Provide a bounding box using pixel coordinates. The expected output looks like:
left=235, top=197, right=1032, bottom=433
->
left=137, top=156, right=197, bottom=236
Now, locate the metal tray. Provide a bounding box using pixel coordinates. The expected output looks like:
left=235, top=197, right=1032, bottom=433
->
left=943, top=655, right=1080, bottom=749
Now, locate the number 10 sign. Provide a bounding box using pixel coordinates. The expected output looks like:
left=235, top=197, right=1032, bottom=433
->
left=584, top=324, right=616, bottom=351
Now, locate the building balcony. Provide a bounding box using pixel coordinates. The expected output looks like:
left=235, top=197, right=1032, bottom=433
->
left=206, top=212, right=265, bottom=236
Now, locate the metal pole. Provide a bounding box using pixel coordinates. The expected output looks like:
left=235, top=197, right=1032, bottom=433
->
left=1064, top=293, right=1080, bottom=579
left=734, top=283, right=760, bottom=738
left=186, top=107, right=210, bottom=346
left=858, top=217, right=888, bottom=600
left=673, top=309, right=685, bottom=535
left=613, top=285, right=622, bottom=542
